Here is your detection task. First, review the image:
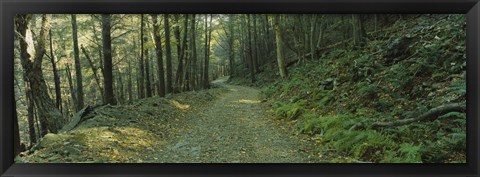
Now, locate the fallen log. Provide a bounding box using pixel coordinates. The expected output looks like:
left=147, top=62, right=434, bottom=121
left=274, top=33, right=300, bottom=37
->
left=349, top=103, right=465, bottom=131
left=59, top=105, right=95, bottom=133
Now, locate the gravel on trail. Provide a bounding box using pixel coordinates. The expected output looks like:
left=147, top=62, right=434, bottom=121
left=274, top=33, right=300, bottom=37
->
left=152, top=79, right=319, bottom=163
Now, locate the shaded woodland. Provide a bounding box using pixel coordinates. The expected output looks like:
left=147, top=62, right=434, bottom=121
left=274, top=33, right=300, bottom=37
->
left=14, top=14, right=466, bottom=163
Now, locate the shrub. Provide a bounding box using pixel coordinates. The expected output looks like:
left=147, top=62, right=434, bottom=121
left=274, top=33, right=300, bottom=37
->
left=261, top=85, right=277, bottom=98
left=274, top=100, right=307, bottom=120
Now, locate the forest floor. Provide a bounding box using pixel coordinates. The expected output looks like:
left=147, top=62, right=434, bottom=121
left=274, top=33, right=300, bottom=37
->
left=18, top=77, right=326, bottom=163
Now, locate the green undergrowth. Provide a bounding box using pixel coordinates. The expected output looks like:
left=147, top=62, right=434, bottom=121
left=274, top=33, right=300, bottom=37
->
left=258, top=15, right=466, bottom=163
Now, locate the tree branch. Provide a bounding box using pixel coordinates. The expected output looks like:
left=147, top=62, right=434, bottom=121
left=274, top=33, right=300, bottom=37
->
left=350, top=103, right=466, bottom=130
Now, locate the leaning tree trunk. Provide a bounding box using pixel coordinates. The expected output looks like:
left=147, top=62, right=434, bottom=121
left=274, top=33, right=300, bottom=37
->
left=66, top=65, right=78, bottom=112
left=81, top=45, right=104, bottom=101
left=101, top=14, right=116, bottom=105
left=15, top=14, right=64, bottom=133
left=48, top=29, right=62, bottom=112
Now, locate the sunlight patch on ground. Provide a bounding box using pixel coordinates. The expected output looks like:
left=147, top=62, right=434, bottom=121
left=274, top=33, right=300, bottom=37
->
left=170, top=100, right=190, bottom=110
left=236, top=99, right=261, bottom=104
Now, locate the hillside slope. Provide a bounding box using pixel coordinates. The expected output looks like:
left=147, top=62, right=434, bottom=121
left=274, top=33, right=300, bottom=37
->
left=233, top=14, right=466, bottom=163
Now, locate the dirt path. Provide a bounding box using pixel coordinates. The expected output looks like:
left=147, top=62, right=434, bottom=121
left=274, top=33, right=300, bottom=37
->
left=150, top=78, right=319, bottom=163
left=19, top=78, right=322, bottom=163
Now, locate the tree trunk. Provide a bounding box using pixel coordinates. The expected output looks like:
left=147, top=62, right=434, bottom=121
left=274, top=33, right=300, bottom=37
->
left=352, top=14, right=366, bottom=48
left=274, top=15, right=288, bottom=79
left=15, top=14, right=64, bottom=134
left=14, top=108, right=22, bottom=156
left=48, top=29, right=62, bottom=112
left=228, top=15, right=235, bottom=77
left=116, top=69, right=125, bottom=104
left=350, top=103, right=466, bottom=130
left=253, top=14, right=260, bottom=72
left=127, top=59, right=133, bottom=102
left=247, top=14, right=256, bottom=83
left=151, top=14, right=166, bottom=97
left=190, top=14, right=198, bottom=90
left=310, top=15, right=318, bottom=60
left=203, top=14, right=211, bottom=89
left=101, top=14, right=116, bottom=105
left=138, top=14, right=146, bottom=99
left=81, top=45, right=104, bottom=101
left=145, top=39, right=152, bottom=97
left=174, top=15, right=184, bottom=93
left=26, top=84, right=37, bottom=145
left=71, top=14, right=84, bottom=111
left=164, top=14, right=174, bottom=94
left=66, top=65, right=77, bottom=112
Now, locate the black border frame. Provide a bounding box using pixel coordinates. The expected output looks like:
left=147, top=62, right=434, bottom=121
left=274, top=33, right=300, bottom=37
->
left=1, top=0, right=479, bottom=176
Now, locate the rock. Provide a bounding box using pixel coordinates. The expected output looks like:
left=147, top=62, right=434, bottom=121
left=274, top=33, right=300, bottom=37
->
left=38, top=133, right=72, bottom=148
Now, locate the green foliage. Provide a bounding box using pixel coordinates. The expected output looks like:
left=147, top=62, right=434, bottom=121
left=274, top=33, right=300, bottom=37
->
left=418, top=43, right=441, bottom=59
left=386, top=64, right=412, bottom=89
left=297, top=113, right=323, bottom=135
left=274, top=100, right=307, bottom=120
left=356, top=82, right=380, bottom=99
left=382, top=143, right=422, bottom=163
left=350, top=130, right=395, bottom=161
left=253, top=14, right=467, bottom=163
left=261, top=85, right=277, bottom=98
left=447, top=79, right=466, bottom=96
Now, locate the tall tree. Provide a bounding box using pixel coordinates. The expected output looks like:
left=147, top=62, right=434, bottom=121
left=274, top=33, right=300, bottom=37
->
left=274, top=15, right=288, bottom=79
left=101, top=14, right=116, bottom=105
left=145, top=32, right=152, bottom=97
left=71, top=14, right=84, bottom=111
left=174, top=14, right=188, bottom=92
left=228, top=15, right=235, bottom=77
left=138, top=14, right=146, bottom=99
left=203, top=14, right=212, bottom=89
left=48, top=29, right=62, bottom=112
left=164, top=14, right=174, bottom=94
left=247, top=14, right=256, bottom=83
left=190, top=14, right=198, bottom=90
left=127, top=59, right=133, bottom=102
left=352, top=14, right=366, bottom=47
left=15, top=14, right=64, bottom=133
left=151, top=14, right=166, bottom=97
